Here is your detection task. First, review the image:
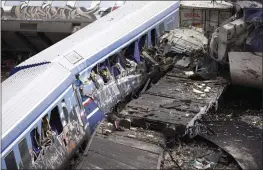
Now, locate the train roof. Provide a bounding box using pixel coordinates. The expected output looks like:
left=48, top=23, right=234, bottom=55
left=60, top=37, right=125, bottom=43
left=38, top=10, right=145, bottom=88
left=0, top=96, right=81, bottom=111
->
left=1, top=63, right=73, bottom=153
left=17, top=1, right=180, bottom=75
left=1, top=1, right=180, bottom=154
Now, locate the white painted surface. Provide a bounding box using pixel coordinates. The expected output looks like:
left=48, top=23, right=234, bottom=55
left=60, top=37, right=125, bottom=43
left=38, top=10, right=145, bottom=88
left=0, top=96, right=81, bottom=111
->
left=2, top=63, right=71, bottom=136
left=51, top=1, right=67, bottom=7
left=28, top=1, right=44, bottom=6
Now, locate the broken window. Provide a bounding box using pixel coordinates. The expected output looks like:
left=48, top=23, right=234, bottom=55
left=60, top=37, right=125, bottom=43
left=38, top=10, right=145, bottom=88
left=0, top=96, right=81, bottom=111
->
left=98, top=61, right=111, bottom=84
left=30, top=127, right=41, bottom=160
left=151, top=29, right=157, bottom=47
left=124, top=42, right=135, bottom=61
left=62, top=99, right=69, bottom=124
left=50, top=106, right=63, bottom=135
left=166, top=16, right=174, bottom=31
left=41, top=114, right=52, bottom=140
left=139, top=34, right=147, bottom=51
left=117, top=52, right=127, bottom=69
left=89, top=68, right=101, bottom=89
left=5, top=150, right=18, bottom=170
left=159, top=22, right=165, bottom=36
left=18, top=138, right=31, bottom=168
left=109, top=54, right=120, bottom=78
left=123, top=41, right=140, bottom=63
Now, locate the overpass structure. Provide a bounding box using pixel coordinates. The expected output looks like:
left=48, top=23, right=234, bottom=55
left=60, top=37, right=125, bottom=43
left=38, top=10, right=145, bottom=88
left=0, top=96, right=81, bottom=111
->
left=1, top=1, right=124, bottom=62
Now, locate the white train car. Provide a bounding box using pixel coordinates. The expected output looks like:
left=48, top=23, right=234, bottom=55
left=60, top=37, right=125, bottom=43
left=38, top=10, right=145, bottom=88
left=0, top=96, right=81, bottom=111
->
left=1, top=1, right=180, bottom=169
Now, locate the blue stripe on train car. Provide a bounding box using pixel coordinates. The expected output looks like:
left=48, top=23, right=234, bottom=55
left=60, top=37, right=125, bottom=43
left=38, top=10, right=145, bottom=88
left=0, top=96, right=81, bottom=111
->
left=82, top=97, right=105, bottom=133
left=9, top=61, right=51, bottom=76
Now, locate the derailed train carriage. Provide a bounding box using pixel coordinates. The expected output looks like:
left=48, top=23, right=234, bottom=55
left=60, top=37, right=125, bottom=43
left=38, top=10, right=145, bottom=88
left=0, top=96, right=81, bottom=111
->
left=1, top=1, right=180, bottom=169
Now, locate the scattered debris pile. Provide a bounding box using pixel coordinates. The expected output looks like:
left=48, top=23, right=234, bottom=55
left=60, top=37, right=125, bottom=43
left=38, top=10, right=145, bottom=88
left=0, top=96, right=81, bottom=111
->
left=199, top=86, right=263, bottom=170
left=162, top=137, right=240, bottom=170
left=159, top=26, right=208, bottom=55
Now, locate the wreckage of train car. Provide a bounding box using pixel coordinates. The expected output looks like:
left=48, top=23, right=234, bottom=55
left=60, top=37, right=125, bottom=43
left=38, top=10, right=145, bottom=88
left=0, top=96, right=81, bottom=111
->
left=75, top=1, right=262, bottom=170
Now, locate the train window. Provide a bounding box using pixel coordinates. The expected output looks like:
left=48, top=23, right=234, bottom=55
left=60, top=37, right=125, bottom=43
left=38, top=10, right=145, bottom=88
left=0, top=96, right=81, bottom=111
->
left=159, top=22, right=165, bottom=36
left=30, top=127, right=41, bottom=160
left=90, top=69, right=101, bottom=89
left=109, top=54, right=120, bottom=78
left=50, top=106, right=63, bottom=135
left=151, top=29, right=157, bottom=47
left=124, top=42, right=135, bottom=61
left=62, top=99, right=69, bottom=124
left=139, top=34, right=147, bottom=51
left=5, top=150, right=18, bottom=170
left=117, top=52, right=127, bottom=69
left=41, top=114, right=51, bottom=139
left=109, top=53, right=129, bottom=78
left=166, top=16, right=174, bottom=31
left=18, top=138, right=31, bottom=168
left=98, top=62, right=111, bottom=84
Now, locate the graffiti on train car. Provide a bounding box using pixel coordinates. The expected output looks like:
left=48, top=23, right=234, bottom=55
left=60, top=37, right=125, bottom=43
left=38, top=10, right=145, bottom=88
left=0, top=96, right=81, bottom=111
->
left=25, top=105, right=86, bottom=169
left=31, top=138, right=66, bottom=169
left=62, top=119, right=85, bottom=153
left=2, top=2, right=99, bottom=21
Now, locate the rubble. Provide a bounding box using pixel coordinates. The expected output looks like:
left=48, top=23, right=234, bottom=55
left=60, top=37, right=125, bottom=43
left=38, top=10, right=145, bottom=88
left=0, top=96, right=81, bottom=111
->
left=161, top=137, right=240, bottom=170
left=159, top=26, right=208, bottom=55
left=175, top=57, right=191, bottom=68
left=199, top=86, right=263, bottom=170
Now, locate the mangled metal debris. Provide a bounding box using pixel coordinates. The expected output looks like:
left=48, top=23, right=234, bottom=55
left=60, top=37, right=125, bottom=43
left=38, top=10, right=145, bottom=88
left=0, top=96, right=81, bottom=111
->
left=159, top=26, right=208, bottom=55
left=76, top=2, right=263, bottom=169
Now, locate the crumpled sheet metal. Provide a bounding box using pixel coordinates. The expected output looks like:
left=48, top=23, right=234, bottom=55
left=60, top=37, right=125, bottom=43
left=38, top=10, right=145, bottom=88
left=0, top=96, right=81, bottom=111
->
left=90, top=73, right=142, bottom=113
left=92, top=79, right=122, bottom=113
left=117, top=74, right=142, bottom=97
left=160, top=27, right=208, bottom=54
left=200, top=119, right=263, bottom=170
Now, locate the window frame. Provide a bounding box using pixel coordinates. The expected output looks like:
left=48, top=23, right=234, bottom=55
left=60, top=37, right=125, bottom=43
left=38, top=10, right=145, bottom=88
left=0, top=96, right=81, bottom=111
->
left=4, top=150, right=18, bottom=170
left=49, top=105, right=64, bottom=135
left=18, top=137, right=31, bottom=168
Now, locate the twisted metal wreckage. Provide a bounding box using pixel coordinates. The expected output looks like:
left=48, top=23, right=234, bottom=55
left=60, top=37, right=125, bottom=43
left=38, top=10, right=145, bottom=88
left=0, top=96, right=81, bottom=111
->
left=2, top=1, right=261, bottom=169
left=75, top=2, right=262, bottom=170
